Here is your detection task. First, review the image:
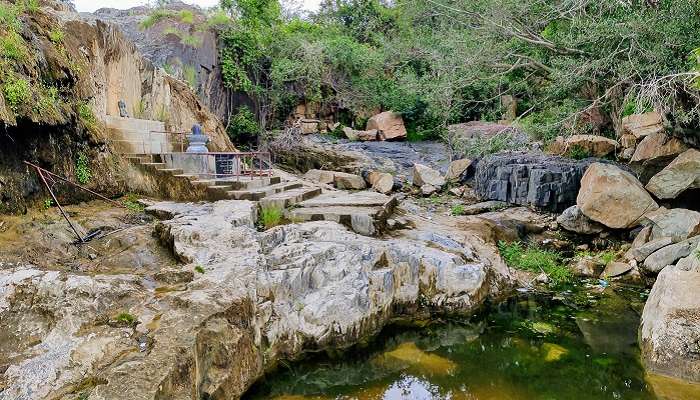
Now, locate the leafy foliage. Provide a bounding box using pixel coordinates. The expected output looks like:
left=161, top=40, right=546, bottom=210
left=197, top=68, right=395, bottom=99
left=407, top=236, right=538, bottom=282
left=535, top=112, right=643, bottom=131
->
left=3, top=77, right=29, bottom=110
left=215, top=0, right=700, bottom=145
left=75, top=152, right=92, bottom=184
left=227, top=106, right=260, bottom=144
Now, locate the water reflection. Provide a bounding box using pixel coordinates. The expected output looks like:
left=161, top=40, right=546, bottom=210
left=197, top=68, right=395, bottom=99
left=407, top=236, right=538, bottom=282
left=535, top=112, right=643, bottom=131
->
left=247, top=285, right=692, bottom=400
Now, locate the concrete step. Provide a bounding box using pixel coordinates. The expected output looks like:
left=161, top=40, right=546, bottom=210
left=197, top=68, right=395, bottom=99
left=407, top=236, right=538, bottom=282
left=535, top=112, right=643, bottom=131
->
left=259, top=186, right=322, bottom=209
left=285, top=206, right=387, bottom=236
left=227, top=181, right=303, bottom=201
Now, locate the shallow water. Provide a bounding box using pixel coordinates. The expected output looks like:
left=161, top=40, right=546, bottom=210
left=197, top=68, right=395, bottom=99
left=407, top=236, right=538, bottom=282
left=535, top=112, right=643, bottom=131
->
left=245, top=283, right=700, bottom=400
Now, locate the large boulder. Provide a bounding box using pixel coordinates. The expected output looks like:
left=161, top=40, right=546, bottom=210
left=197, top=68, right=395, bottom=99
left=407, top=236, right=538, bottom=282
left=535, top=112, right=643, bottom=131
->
left=412, top=163, right=446, bottom=188
left=556, top=205, right=605, bottom=235
left=576, top=163, right=658, bottom=229
left=366, top=171, right=394, bottom=194
left=642, top=208, right=700, bottom=241
left=646, top=149, right=700, bottom=199
left=564, top=134, right=619, bottom=157
left=643, top=236, right=700, bottom=273
left=333, top=172, right=367, bottom=190
left=304, top=169, right=335, bottom=185
left=631, top=132, right=687, bottom=164
left=445, top=158, right=473, bottom=183
left=300, top=119, right=320, bottom=134
left=366, top=111, right=407, bottom=140
left=641, top=265, right=700, bottom=383
left=474, top=153, right=605, bottom=212
left=626, top=236, right=674, bottom=262
left=343, top=127, right=380, bottom=141
left=622, top=112, right=664, bottom=139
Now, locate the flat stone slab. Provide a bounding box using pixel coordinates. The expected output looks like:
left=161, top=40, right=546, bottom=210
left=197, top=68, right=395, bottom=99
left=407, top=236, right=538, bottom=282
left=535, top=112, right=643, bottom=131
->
left=286, top=206, right=387, bottom=236
left=259, top=187, right=322, bottom=209
left=298, top=191, right=396, bottom=208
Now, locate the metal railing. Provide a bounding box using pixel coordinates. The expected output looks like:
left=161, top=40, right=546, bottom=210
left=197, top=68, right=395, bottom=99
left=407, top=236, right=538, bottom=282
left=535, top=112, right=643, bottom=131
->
left=200, top=152, right=274, bottom=179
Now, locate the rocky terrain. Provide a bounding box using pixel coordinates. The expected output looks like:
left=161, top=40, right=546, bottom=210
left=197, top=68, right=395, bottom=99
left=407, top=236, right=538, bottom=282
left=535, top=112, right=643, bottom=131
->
left=1, top=1, right=700, bottom=399
left=0, top=197, right=514, bottom=400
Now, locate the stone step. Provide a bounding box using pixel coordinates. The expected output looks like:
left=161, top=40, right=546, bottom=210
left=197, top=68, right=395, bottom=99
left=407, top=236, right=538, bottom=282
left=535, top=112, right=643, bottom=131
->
left=140, top=162, right=168, bottom=169
left=172, top=174, right=200, bottom=180
left=227, top=181, right=303, bottom=201
left=285, top=206, right=387, bottom=236
left=259, top=186, right=322, bottom=209
left=298, top=191, right=397, bottom=209
left=192, top=176, right=281, bottom=189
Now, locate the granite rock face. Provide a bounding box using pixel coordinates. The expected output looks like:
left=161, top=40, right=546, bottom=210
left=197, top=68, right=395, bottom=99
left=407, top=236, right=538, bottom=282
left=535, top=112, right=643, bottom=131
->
left=0, top=200, right=512, bottom=400
left=641, top=265, right=700, bottom=383
left=474, top=153, right=603, bottom=212
left=577, top=162, right=658, bottom=229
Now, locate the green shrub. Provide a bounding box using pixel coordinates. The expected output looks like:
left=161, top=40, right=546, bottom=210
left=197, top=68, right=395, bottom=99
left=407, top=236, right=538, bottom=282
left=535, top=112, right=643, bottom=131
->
left=3, top=77, right=30, bottom=110
left=48, top=28, right=64, bottom=43
left=178, top=9, right=195, bottom=24
left=0, top=3, right=21, bottom=31
left=114, top=312, right=137, bottom=326
left=567, top=144, right=590, bottom=160
left=24, top=0, right=39, bottom=13
left=34, top=86, right=59, bottom=115
left=206, top=10, right=231, bottom=27
left=194, top=265, right=205, bottom=273
left=122, top=193, right=145, bottom=212
left=183, top=64, right=197, bottom=88
left=140, top=9, right=174, bottom=30
left=260, top=206, right=283, bottom=229
left=163, top=63, right=175, bottom=75
left=1, top=31, right=27, bottom=61
left=498, top=241, right=571, bottom=285
left=451, top=204, right=465, bottom=216
left=75, top=152, right=92, bottom=184
left=77, top=101, right=98, bottom=131
left=132, top=99, right=146, bottom=119
left=42, top=198, right=53, bottom=210
left=227, top=106, right=259, bottom=144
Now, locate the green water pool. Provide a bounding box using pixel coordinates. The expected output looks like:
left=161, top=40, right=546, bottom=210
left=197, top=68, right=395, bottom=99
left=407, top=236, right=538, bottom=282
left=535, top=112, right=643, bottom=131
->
left=245, top=283, right=700, bottom=400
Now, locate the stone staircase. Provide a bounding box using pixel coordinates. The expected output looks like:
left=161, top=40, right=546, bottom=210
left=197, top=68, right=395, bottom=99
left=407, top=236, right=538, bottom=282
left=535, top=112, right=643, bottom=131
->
left=128, top=154, right=396, bottom=235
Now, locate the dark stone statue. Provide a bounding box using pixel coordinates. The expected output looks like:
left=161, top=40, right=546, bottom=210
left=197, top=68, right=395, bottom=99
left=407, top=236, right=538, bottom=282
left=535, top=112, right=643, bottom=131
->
left=118, top=100, right=129, bottom=118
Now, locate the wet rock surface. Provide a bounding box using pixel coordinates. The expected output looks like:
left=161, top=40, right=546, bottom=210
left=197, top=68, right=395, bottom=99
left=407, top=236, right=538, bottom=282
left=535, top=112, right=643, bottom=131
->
left=309, top=135, right=450, bottom=178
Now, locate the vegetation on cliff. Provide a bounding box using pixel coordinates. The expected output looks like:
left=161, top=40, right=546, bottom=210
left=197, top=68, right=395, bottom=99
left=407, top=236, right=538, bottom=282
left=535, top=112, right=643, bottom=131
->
left=206, top=0, right=700, bottom=144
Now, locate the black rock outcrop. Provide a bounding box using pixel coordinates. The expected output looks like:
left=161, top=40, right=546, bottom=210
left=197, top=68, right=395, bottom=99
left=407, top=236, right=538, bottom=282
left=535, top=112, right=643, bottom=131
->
left=474, top=152, right=607, bottom=212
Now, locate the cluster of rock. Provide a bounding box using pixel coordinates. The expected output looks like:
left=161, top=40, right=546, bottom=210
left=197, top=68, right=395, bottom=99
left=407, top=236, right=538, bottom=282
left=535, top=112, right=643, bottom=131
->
left=410, top=159, right=472, bottom=196
left=551, top=153, right=700, bottom=383
left=548, top=134, right=619, bottom=158
left=342, top=111, right=408, bottom=141
left=303, top=168, right=395, bottom=194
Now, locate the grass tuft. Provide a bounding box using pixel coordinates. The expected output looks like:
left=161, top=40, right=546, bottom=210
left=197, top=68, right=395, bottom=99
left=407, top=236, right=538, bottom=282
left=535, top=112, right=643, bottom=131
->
left=194, top=265, right=205, bottom=274
left=498, top=241, right=572, bottom=285
left=114, top=312, right=137, bottom=326
left=451, top=204, right=465, bottom=216
left=260, top=206, right=283, bottom=229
